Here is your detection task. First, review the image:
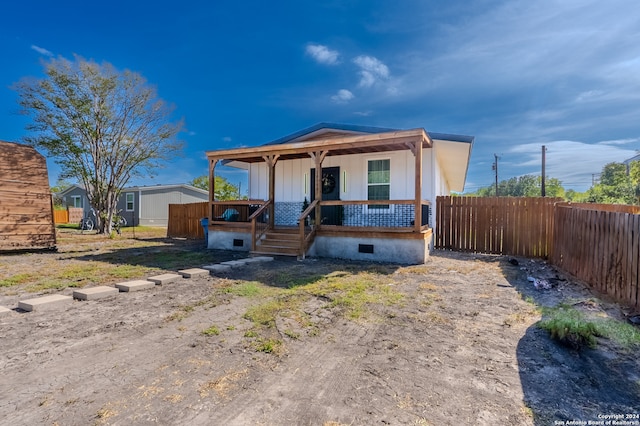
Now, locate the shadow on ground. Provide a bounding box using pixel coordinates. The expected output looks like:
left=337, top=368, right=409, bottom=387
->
left=494, top=255, right=640, bottom=424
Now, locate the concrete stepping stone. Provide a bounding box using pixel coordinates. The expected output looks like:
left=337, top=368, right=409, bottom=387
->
left=18, top=294, right=73, bottom=312
left=148, top=273, right=181, bottom=285
left=202, top=264, right=232, bottom=273
left=245, top=256, right=274, bottom=263
left=220, top=259, right=249, bottom=268
left=115, top=280, right=155, bottom=292
left=73, top=286, right=119, bottom=301
left=0, top=306, right=12, bottom=316
left=178, top=268, right=210, bottom=278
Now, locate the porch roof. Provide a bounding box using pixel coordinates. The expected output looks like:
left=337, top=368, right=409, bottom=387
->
left=206, top=127, right=433, bottom=163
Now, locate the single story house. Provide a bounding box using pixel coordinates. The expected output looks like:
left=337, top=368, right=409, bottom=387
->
left=0, top=141, right=56, bottom=251
left=205, top=123, right=474, bottom=264
left=59, top=184, right=208, bottom=227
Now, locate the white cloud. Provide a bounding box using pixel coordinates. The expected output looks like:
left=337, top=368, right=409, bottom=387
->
left=509, top=139, right=638, bottom=190
left=306, top=44, right=339, bottom=65
left=331, top=89, right=354, bottom=104
left=31, top=45, right=53, bottom=56
left=353, top=55, right=389, bottom=87
left=222, top=136, right=232, bottom=142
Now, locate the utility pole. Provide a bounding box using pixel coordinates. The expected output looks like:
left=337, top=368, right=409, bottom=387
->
left=492, top=154, right=499, bottom=196
left=541, top=145, right=546, bottom=197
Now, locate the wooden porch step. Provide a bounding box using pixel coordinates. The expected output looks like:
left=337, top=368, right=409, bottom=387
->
left=264, top=231, right=299, bottom=241
left=260, top=238, right=299, bottom=248
left=251, top=246, right=299, bottom=256
left=254, top=226, right=304, bottom=257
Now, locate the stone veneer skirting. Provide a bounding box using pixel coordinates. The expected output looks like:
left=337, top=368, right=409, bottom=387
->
left=274, top=202, right=428, bottom=227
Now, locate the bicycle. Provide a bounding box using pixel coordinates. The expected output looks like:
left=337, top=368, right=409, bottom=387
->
left=79, top=208, right=127, bottom=232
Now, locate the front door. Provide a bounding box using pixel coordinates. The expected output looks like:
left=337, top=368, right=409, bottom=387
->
left=310, top=166, right=341, bottom=225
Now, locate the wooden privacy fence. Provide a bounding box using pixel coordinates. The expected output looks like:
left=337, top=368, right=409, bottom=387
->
left=436, top=196, right=640, bottom=308
left=435, top=196, right=560, bottom=258
left=167, top=202, right=208, bottom=239
left=53, top=210, right=69, bottom=224
left=551, top=204, right=639, bottom=308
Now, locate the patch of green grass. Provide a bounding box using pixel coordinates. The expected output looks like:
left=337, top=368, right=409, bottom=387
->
left=165, top=305, right=195, bottom=322
left=591, top=317, right=640, bottom=348
left=284, top=329, right=300, bottom=340
left=221, top=281, right=268, bottom=297
left=539, top=305, right=600, bottom=349
left=254, top=338, right=282, bottom=354
left=202, top=325, right=220, bottom=336
left=275, top=271, right=324, bottom=288
left=243, top=298, right=288, bottom=327
left=244, top=330, right=259, bottom=338
left=539, top=304, right=640, bottom=350
left=0, top=273, right=37, bottom=287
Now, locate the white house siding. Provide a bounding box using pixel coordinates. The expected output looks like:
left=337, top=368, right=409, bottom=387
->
left=248, top=150, right=426, bottom=202
left=138, top=187, right=207, bottom=227
left=248, top=150, right=442, bottom=227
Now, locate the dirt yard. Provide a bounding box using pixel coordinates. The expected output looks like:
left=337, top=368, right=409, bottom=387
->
left=0, top=229, right=638, bottom=425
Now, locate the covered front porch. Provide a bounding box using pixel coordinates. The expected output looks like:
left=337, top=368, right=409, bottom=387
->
left=203, top=125, right=467, bottom=264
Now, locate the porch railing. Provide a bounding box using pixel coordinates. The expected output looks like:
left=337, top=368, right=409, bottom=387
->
left=315, top=200, right=430, bottom=230
left=250, top=200, right=272, bottom=251
left=211, top=200, right=265, bottom=223
left=298, top=199, right=318, bottom=258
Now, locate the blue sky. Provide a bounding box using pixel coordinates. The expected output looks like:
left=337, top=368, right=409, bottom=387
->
left=2, top=0, right=639, bottom=192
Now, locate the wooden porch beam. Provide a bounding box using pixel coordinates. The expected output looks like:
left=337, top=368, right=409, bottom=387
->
left=205, top=130, right=429, bottom=161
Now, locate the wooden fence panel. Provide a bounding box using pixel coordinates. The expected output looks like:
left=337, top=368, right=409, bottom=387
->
left=435, top=196, right=560, bottom=258
left=166, top=202, right=208, bottom=239
left=53, top=210, right=69, bottom=224
left=550, top=204, right=640, bottom=309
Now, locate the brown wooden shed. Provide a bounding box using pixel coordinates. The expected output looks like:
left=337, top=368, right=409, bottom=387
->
left=0, top=141, right=56, bottom=251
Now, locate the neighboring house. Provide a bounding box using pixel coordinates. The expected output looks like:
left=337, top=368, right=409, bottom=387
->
left=59, top=184, right=208, bottom=227
left=0, top=141, right=56, bottom=251
left=204, top=123, right=474, bottom=264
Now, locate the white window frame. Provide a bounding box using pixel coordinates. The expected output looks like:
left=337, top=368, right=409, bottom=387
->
left=71, top=195, right=82, bottom=208
left=365, top=158, right=393, bottom=214
left=125, top=193, right=135, bottom=211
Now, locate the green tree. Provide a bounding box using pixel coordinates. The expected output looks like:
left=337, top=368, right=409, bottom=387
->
left=190, top=175, right=239, bottom=200
left=587, top=162, right=636, bottom=204
left=50, top=178, right=72, bottom=209
left=471, top=174, right=565, bottom=198
left=15, top=56, right=183, bottom=234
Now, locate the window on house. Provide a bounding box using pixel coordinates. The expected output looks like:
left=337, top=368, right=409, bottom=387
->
left=71, top=195, right=82, bottom=208
left=125, top=193, right=134, bottom=211
left=367, top=159, right=390, bottom=209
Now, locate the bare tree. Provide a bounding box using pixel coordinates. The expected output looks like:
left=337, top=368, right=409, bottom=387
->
left=14, top=56, right=183, bottom=233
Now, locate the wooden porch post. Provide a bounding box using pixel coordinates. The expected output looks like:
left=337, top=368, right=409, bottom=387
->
left=209, top=159, right=218, bottom=222
left=263, top=154, right=280, bottom=228
left=412, top=140, right=423, bottom=233
left=310, top=151, right=328, bottom=228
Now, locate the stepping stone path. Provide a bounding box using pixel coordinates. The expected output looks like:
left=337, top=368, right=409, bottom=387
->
left=115, top=280, right=155, bottom=292
left=202, top=264, right=232, bottom=273
left=2, top=256, right=277, bottom=315
left=73, top=286, right=119, bottom=301
left=148, top=273, right=181, bottom=285
left=220, top=260, right=249, bottom=268
left=178, top=268, right=210, bottom=278
left=18, top=294, right=73, bottom=312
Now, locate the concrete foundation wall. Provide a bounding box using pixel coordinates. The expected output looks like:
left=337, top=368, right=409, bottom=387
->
left=207, top=230, right=251, bottom=251
left=308, top=235, right=431, bottom=264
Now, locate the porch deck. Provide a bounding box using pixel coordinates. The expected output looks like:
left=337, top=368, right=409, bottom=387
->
left=207, top=199, right=433, bottom=262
